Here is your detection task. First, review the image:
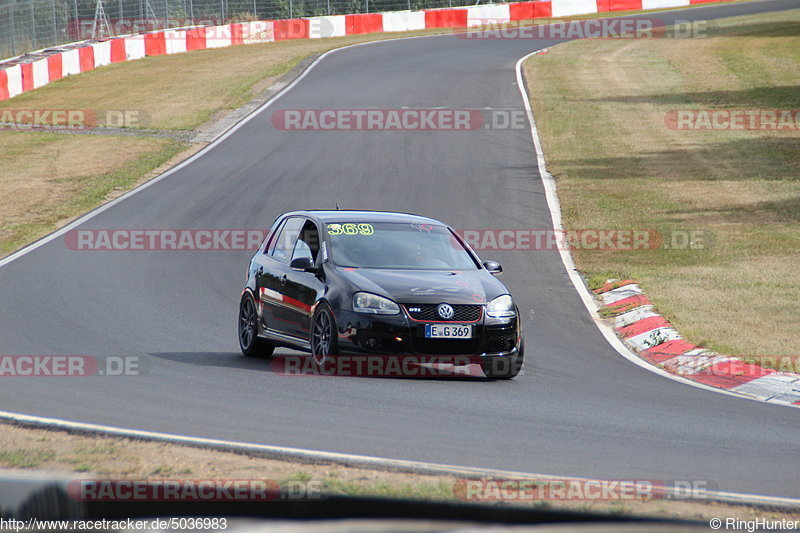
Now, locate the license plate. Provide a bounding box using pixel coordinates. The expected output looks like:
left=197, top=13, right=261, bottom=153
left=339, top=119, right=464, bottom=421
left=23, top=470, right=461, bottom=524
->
left=425, top=324, right=472, bottom=339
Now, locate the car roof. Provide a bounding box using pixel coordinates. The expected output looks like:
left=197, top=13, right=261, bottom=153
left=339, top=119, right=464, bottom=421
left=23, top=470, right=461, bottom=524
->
left=283, top=210, right=446, bottom=226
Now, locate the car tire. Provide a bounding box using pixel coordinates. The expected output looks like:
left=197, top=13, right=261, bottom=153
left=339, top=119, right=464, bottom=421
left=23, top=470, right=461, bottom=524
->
left=238, top=293, right=275, bottom=358
left=481, top=337, right=524, bottom=379
left=310, top=302, right=338, bottom=367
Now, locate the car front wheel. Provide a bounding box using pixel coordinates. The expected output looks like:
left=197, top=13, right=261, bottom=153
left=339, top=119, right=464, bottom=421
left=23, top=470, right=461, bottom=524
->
left=310, top=303, right=338, bottom=366
left=238, top=293, right=275, bottom=358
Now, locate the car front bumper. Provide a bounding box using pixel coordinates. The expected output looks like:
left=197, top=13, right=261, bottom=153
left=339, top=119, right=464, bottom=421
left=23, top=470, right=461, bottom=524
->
left=332, top=307, right=521, bottom=361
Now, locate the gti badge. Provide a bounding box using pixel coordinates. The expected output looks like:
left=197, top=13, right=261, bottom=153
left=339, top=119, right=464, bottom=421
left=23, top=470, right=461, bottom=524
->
left=437, top=303, right=454, bottom=320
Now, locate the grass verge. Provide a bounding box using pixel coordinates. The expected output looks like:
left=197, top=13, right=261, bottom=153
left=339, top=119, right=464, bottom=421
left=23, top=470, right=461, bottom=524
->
left=524, top=8, right=800, bottom=360
left=0, top=132, right=186, bottom=257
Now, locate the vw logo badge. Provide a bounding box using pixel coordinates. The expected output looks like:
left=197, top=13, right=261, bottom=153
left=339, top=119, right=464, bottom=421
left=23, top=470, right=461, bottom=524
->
left=437, top=303, right=454, bottom=320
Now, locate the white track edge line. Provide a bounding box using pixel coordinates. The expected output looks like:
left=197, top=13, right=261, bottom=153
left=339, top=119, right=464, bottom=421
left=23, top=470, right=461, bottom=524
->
left=2, top=409, right=798, bottom=508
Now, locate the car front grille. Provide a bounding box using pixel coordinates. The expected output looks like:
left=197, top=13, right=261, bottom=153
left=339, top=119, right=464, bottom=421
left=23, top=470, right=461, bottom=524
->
left=403, top=304, right=482, bottom=322
left=412, top=337, right=482, bottom=356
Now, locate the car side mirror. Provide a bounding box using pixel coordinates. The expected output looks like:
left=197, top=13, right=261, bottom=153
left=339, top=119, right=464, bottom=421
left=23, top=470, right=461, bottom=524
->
left=290, top=257, right=317, bottom=273
left=483, top=260, right=503, bottom=275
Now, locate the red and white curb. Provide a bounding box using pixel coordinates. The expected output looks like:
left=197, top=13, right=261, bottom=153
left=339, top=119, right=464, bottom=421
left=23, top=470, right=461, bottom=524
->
left=595, top=280, right=800, bottom=406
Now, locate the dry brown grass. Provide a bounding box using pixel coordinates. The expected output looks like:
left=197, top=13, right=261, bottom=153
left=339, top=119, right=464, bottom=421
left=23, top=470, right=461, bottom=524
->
left=524, top=9, right=800, bottom=357
left=0, top=132, right=184, bottom=257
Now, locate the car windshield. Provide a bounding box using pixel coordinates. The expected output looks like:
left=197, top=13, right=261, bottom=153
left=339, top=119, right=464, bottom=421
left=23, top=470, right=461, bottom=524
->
left=327, top=221, right=478, bottom=270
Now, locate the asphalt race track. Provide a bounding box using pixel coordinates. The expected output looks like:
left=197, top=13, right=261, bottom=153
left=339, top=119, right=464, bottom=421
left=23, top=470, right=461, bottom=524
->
left=0, top=0, right=797, bottom=499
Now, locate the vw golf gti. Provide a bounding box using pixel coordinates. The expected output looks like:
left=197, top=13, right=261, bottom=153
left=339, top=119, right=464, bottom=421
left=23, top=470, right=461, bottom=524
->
left=238, top=210, right=524, bottom=378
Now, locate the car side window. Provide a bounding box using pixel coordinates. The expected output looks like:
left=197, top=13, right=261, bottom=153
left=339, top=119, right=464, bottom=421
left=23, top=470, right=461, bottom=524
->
left=292, top=221, right=321, bottom=263
left=263, top=219, right=285, bottom=255
left=292, top=240, right=313, bottom=262
left=270, top=217, right=305, bottom=263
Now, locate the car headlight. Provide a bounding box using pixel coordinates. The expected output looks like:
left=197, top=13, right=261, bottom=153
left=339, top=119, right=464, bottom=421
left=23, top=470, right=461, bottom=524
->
left=353, top=292, right=400, bottom=315
left=486, top=294, right=516, bottom=318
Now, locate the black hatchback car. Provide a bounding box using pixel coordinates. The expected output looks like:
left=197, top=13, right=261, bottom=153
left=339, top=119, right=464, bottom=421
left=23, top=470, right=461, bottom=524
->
left=238, top=210, right=523, bottom=379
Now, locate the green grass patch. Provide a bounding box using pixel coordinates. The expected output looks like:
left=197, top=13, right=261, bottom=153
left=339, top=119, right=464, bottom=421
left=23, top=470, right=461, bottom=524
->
left=0, top=448, right=56, bottom=468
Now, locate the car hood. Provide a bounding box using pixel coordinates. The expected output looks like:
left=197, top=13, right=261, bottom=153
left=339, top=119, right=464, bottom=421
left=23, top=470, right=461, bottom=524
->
left=335, top=268, right=507, bottom=305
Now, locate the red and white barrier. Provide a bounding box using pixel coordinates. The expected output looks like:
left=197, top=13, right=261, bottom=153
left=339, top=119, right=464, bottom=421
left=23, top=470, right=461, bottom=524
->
left=424, top=8, right=468, bottom=28
left=345, top=13, right=384, bottom=35
left=467, top=4, right=511, bottom=26
left=0, top=0, right=726, bottom=102
left=240, top=20, right=275, bottom=43
left=206, top=24, right=233, bottom=48
left=165, top=30, right=188, bottom=54
left=382, top=10, right=426, bottom=32
left=46, top=53, right=62, bottom=81
left=642, top=0, right=688, bottom=8
left=32, top=57, right=50, bottom=88
left=92, top=41, right=112, bottom=67
left=20, top=62, right=33, bottom=92
left=144, top=32, right=167, bottom=55
left=125, top=35, right=146, bottom=60
left=110, top=39, right=126, bottom=62
left=606, top=0, right=643, bottom=10
left=3, top=64, right=23, bottom=98
left=309, top=15, right=347, bottom=38
left=61, top=48, right=81, bottom=76
left=0, top=70, right=7, bottom=100
left=78, top=46, right=95, bottom=72
left=274, top=19, right=310, bottom=40
left=508, top=2, right=554, bottom=20
left=552, top=0, right=597, bottom=17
